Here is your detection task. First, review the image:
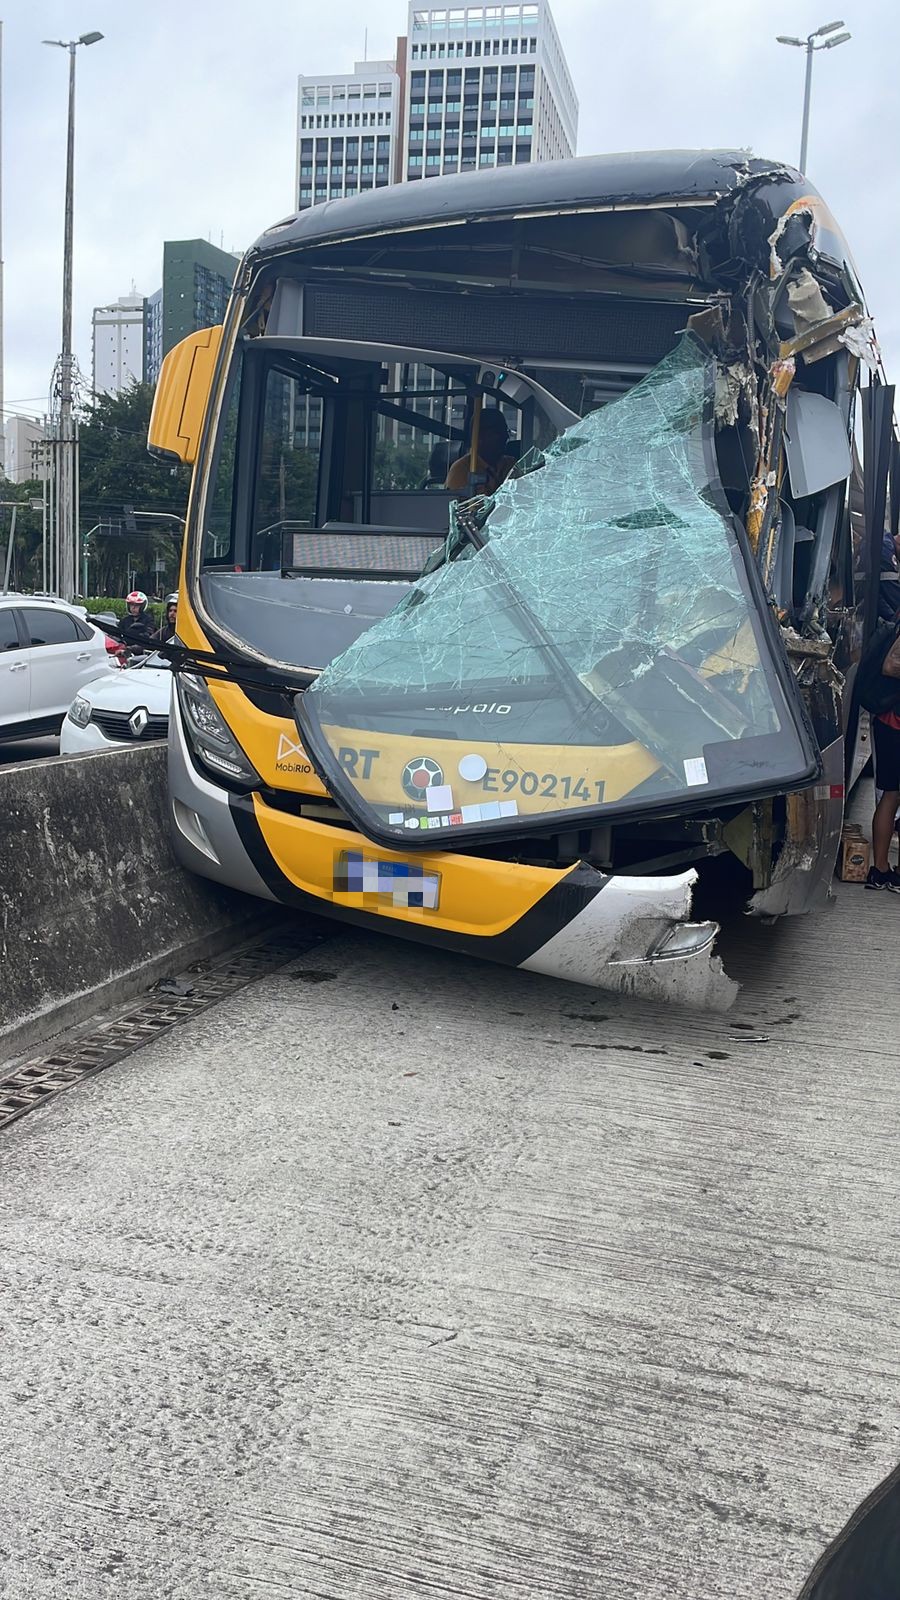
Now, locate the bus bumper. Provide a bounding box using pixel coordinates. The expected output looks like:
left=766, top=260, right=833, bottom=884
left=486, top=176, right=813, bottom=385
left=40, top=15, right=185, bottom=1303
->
left=168, top=698, right=737, bottom=1010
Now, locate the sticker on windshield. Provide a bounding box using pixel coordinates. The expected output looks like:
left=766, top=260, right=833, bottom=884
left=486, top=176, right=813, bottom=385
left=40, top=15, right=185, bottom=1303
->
left=458, top=753, right=488, bottom=781
left=425, top=784, right=454, bottom=813
left=683, top=756, right=709, bottom=786
left=401, top=757, right=444, bottom=799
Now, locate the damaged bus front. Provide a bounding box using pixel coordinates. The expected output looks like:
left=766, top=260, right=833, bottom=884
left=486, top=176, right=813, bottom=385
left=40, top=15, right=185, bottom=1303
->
left=150, top=151, right=894, bottom=1008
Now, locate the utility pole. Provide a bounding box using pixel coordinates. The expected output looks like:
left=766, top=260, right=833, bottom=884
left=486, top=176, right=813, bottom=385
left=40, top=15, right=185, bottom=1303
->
left=2, top=502, right=16, bottom=592
left=0, top=20, right=5, bottom=480
left=42, top=30, right=103, bottom=598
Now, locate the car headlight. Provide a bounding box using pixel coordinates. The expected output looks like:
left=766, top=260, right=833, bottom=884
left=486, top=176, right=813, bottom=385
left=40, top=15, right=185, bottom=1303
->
left=68, top=696, right=92, bottom=728
left=177, top=672, right=260, bottom=788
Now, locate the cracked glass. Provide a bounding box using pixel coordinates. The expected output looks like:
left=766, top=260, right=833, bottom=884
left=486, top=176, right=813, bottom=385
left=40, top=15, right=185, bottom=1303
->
left=297, top=334, right=815, bottom=847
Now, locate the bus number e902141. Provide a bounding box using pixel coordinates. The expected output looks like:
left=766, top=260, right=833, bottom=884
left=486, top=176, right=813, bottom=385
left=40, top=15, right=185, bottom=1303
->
left=482, top=767, right=605, bottom=802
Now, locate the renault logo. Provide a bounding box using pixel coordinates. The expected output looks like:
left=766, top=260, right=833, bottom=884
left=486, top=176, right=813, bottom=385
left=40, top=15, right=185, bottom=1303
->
left=129, top=706, right=149, bottom=737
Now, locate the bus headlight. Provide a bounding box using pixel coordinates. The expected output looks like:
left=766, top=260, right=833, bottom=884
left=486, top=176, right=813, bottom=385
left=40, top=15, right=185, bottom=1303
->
left=177, top=673, right=260, bottom=788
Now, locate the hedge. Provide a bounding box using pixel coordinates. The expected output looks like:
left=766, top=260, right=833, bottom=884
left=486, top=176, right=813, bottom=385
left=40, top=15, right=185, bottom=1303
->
left=79, top=596, right=165, bottom=624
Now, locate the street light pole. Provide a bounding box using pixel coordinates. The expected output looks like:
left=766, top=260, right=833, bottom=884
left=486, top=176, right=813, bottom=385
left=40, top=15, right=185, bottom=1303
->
left=799, top=37, right=815, bottom=175
left=0, top=21, right=6, bottom=480
left=42, top=30, right=103, bottom=599
left=777, top=21, right=851, bottom=174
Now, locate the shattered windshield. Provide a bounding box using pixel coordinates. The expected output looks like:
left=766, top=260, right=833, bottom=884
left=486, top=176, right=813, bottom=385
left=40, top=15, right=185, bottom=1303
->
left=296, top=334, right=816, bottom=848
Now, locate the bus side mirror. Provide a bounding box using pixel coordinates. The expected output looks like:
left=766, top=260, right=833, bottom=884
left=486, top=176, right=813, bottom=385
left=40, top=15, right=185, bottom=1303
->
left=147, top=325, right=224, bottom=465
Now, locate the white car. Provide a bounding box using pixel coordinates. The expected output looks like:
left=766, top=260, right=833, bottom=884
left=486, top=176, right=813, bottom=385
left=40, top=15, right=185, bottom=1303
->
left=61, top=652, right=172, bottom=753
left=0, top=594, right=110, bottom=745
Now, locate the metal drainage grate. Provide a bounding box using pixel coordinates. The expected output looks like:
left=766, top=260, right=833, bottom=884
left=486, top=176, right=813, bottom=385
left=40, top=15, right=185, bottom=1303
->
left=0, top=922, right=332, bottom=1133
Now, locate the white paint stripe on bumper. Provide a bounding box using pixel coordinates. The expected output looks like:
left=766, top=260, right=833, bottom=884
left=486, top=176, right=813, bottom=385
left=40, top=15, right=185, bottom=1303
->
left=520, top=868, right=738, bottom=1011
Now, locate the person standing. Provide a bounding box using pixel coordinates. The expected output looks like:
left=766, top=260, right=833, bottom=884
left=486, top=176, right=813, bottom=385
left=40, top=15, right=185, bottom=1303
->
left=154, top=594, right=178, bottom=644
left=867, top=628, right=900, bottom=891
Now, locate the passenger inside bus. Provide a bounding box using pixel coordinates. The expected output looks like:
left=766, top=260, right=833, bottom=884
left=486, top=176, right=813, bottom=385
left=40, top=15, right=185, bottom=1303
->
left=445, top=407, right=518, bottom=496
left=421, top=441, right=452, bottom=489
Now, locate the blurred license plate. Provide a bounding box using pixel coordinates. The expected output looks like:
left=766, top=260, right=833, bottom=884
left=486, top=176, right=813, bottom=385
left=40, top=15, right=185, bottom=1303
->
left=335, top=851, right=440, bottom=909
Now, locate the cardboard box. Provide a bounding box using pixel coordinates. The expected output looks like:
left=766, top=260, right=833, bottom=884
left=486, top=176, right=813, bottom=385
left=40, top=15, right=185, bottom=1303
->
left=839, top=829, right=871, bottom=882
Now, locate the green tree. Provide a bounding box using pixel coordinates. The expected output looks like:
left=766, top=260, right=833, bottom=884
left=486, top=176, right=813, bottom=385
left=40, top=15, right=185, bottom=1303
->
left=0, top=480, right=44, bottom=593
left=78, top=381, right=192, bottom=596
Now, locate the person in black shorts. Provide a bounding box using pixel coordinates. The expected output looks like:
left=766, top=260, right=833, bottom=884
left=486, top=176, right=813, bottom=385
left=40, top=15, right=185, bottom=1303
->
left=868, top=707, right=900, bottom=890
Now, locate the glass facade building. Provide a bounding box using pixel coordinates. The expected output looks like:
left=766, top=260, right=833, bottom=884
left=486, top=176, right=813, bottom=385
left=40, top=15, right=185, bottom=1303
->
left=404, top=2, right=577, bottom=176
left=296, top=62, right=400, bottom=212
left=144, top=243, right=239, bottom=388
left=291, top=3, right=576, bottom=446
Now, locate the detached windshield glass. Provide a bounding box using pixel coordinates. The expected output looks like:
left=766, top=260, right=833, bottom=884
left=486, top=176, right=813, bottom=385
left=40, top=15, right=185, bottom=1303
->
left=297, top=333, right=816, bottom=847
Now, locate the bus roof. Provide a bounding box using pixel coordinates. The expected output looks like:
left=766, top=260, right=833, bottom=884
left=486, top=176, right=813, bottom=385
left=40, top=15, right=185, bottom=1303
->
left=252, top=149, right=808, bottom=258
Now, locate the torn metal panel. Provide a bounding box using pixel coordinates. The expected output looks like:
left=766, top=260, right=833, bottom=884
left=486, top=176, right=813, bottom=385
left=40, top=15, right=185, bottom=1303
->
left=838, top=316, right=880, bottom=373
left=798, top=354, right=854, bottom=628
left=769, top=204, right=816, bottom=278
left=714, top=360, right=754, bottom=428
left=786, top=268, right=834, bottom=331
left=783, top=390, right=853, bottom=498
left=722, top=800, right=776, bottom=890
left=748, top=738, right=844, bottom=916
left=520, top=866, right=738, bottom=1011
left=765, top=192, right=857, bottom=281
left=779, top=302, right=867, bottom=363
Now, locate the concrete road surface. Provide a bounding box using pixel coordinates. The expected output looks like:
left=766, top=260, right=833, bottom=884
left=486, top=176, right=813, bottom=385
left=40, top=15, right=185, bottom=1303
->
left=0, top=880, right=898, bottom=1599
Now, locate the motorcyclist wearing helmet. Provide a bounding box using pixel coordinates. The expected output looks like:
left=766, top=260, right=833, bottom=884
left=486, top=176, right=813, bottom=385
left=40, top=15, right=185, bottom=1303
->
left=155, top=594, right=178, bottom=644
left=120, top=590, right=156, bottom=650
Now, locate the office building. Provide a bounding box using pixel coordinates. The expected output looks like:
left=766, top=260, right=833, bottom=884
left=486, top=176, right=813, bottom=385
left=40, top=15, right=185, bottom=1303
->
left=144, top=241, right=240, bottom=386
left=4, top=414, right=47, bottom=484
left=403, top=2, right=577, bottom=178
left=291, top=2, right=575, bottom=445
left=143, top=288, right=163, bottom=390
left=296, top=61, right=400, bottom=211
left=92, top=294, right=145, bottom=396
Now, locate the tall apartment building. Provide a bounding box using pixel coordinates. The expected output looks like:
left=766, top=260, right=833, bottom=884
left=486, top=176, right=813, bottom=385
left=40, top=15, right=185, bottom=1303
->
left=291, top=2, right=576, bottom=445
left=404, top=2, right=577, bottom=178
left=143, top=240, right=240, bottom=387
left=3, top=414, right=47, bottom=485
left=143, top=288, right=163, bottom=390
left=296, top=61, right=400, bottom=211
left=92, top=294, right=145, bottom=396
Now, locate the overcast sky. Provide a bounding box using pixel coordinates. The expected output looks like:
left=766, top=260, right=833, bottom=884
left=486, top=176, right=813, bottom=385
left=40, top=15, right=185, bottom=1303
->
left=4, top=0, right=899, bottom=417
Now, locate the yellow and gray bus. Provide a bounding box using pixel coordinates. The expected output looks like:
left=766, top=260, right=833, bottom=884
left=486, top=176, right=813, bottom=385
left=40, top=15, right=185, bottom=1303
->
left=145, top=150, right=895, bottom=1006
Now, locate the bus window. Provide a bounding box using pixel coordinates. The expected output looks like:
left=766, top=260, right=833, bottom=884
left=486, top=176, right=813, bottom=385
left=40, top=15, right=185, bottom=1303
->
left=203, top=362, right=242, bottom=565
left=251, top=367, right=320, bottom=569
left=373, top=364, right=464, bottom=492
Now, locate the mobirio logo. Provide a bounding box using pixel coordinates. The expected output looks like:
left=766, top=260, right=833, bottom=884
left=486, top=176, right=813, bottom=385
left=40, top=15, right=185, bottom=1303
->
left=275, top=731, right=312, bottom=775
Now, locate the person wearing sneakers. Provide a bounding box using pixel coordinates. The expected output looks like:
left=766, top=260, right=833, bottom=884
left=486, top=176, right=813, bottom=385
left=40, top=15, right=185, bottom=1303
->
left=867, top=627, right=900, bottom=891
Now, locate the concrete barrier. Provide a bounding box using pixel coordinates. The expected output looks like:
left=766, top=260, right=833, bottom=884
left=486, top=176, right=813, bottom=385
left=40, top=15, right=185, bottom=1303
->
left=0, top=743, right=279, bottom=1061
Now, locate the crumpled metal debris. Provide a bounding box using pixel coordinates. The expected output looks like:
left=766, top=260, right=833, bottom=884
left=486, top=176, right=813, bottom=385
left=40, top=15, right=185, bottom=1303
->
left=769, top=205, right=815, bottom=277
left=714, top=361, right=754, bottom=427
left=838, top=315, right=880, bottom=373
left=786, top=268, right=834, bottom=332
